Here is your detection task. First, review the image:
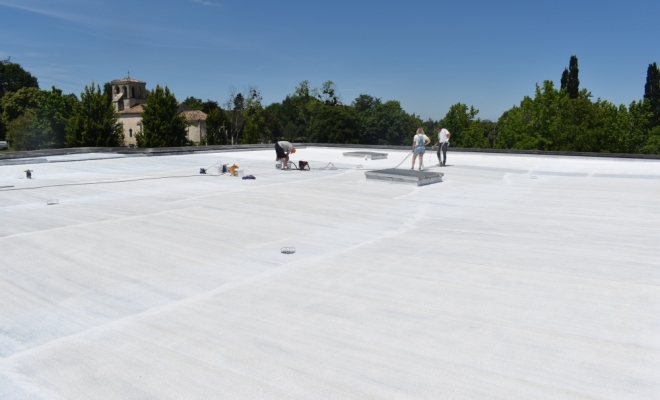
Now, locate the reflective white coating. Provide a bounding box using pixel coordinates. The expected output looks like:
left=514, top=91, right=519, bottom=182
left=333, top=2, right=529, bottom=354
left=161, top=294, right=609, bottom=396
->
left=1, top=148, right=659, bottom=399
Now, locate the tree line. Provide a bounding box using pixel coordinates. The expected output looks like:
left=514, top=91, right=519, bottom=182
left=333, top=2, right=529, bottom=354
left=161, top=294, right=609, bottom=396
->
left=1, top=56, right=659, bottom=154
left=180, top=80, right=423, bottom=148
left=425, top=57, right=660, bottom=154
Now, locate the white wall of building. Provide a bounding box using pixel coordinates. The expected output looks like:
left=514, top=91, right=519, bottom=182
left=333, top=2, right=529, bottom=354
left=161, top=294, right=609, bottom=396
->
left=119, top=114, right=141, bottom=146
left=187, top=121, right=206, bottom=144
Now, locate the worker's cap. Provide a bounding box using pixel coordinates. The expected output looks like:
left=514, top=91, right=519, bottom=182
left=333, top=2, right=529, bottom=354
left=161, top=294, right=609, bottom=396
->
left=291, top=148, right=297, bottom=154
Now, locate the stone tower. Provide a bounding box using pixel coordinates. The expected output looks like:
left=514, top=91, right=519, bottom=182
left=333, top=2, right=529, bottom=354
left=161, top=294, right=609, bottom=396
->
left=111, top=77, right=147, bottom=112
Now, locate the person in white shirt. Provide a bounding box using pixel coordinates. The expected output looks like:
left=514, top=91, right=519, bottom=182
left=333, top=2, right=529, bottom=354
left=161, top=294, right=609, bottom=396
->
left=434, top=127, right=451, bottom=166
left=411, top=128, right=430, bottom=170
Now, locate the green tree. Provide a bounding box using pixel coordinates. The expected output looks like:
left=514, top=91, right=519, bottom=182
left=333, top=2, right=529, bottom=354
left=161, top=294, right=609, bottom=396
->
left=2, top=86, right=75, bottom=149
left=0, top=60, right=38, bottom=95
left=482, top=120, right=499, bottom=148
left=242, top=88, right=267, bottom=144
left=460, top=123, right=490, bottom=148
left=0, top=60, right=39, bottom=140
left=530, top=81, right=564, bottom=149
left=493, top=78, right=660, bottom=154
left=5, top=111, right=42, bottom=150
left=37, top=87, right=77, bottom=148
left=627, top=99, right=655, bottom=153
left=205, top=107, right=230, bottom=145
left=103, top=82, right=113, bottom=104
left=264, top=103, right=284, bottom=142
left=310, top=105, right=359, bottom=143
left=358, top=100, right=416, bottom=145
left=225, top=89, right=245, bottom=145
left=443, top=104, right=489, bottom=148
left=317, top=80, right=340, bottom=106
left=283, top=80, right=347, bottom=142
left=560, top=69, right=569, bottom=91
left=599, top=100, right=648, bottom=154
left=282, top=121, right=299, bottom=141
left=291, top=80, right=317, bottom=142
left=136, top=85, right=188, bottom=147
left=183, top=96, right=204, bottom=111
left=1, top=87, right=40, bottom=124
left=551, top=91, right=601, bottom=152
left=201, top=100, right=219, bottom=113
left=644, top=62, right=660, bottom=128
left=65, top=83, right=123, bottom=147
left=242, top=120, right=261, bottom=144
left=642, top=126, right=660, bottom=154
left=439, top=103, right=488, bottom=148
left=495, top=97, right=539, bottom=150
left=422, top=118, right=437, bottom=140
left=566, top=55, right=580, bottom=99
left=278, top=96, right=301, bottom=132
left=496, top=81, right=567, bottom=150
left=352, top=94, right=381, bottom=113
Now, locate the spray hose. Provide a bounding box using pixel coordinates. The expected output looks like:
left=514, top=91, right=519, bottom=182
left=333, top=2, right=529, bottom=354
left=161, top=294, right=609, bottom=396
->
left=1, top=151, right=420, bottom=192
left=391, top=151, right=414, bottom=169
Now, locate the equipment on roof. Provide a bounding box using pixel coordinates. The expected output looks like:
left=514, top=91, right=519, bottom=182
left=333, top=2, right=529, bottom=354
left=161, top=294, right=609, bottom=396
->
left=365, top=168, right=443, bottom=186
left=200, top=161, right=228, bottom=175
left=284, top=161, right=310, bottom=171
left=316, top=162, right=338, bottom=170
left=343, top=151, right=388, bottom=160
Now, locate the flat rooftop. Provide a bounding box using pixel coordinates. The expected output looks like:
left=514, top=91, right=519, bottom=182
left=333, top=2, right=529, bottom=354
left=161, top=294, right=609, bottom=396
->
left=1, top=148, right=658, bottom=399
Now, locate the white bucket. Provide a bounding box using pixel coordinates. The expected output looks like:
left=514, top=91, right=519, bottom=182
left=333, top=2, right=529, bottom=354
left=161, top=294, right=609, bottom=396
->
left=276, top=162, right=281, bottom=169
left=236, top=168, right=245, bottom=177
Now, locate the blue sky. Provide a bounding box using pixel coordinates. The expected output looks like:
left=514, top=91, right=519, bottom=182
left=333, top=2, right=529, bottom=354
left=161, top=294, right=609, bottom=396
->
left=1, top=0, right=659, bottom=120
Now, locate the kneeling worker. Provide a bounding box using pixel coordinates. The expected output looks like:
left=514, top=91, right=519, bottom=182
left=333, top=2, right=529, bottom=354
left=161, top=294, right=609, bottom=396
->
left=275, top=140, right=296, bottom=169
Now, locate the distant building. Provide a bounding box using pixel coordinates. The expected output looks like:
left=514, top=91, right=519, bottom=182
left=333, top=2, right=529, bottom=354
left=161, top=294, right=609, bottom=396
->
left=111, top=77, right=207, bottom=146
left=179, top=110, right=207, bottom=144
left=111, top=77, right=147, bottom=112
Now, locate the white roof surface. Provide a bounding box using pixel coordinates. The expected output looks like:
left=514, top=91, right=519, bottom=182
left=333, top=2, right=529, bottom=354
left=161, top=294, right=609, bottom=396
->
left=1, top=147, right=659, bottom=399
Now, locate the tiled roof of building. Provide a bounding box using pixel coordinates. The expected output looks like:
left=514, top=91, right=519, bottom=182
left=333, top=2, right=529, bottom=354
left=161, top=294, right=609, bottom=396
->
left=180, top=110, right=207, bottom=121
left=111, top=77, right=145, bottom=84
left=118, top=104, right=145, bottom=114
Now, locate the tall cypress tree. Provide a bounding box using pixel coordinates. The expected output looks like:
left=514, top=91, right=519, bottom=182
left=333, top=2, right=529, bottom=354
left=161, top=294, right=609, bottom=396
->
left=567, top=55, right=580, bottom=99
left=560, top=69, right=569, bottom=90
left=644, top=62, right=660, bottom=128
